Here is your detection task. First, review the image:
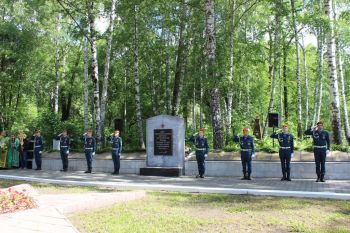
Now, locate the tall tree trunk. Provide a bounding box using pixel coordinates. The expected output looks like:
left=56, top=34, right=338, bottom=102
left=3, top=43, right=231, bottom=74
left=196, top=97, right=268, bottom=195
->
left=290, top=0, right=302, bottom=138
left=334, top=0, right=350, bottom=143
left=324, top=0, right=342, bottom=144
left=205, top=0, right=224, bottom=149
left=192, top=79, right=196, bottom=132
left=279, top=63, right=284, bottom=123
left=225, top=0, right=236, bottom=143
left=282, top=43, right=289, bottom=121
left=171, top=0, right=189, bottom=116
left=54, top=46, right=60, bottom=114
left=338, top=52, right=350, bottom=143
left=166, top=32, right=172, bottom=115
left=301, top=36, right=309, bottom=129
left=62, top=51, right=81, bottom=121
left=313, top=26, right=324, bottom=125
left=263, top=21, right=279, bottom=137
left=54, top=14, right=62, bottom=114
left=199, top=64, right=204, bottom=128
left=100, top=0, right=117, bottom=139
left=83, top=36, right=89, bottom=131
left=133, top=5, right=144, bottom=148
left=87, top=0, right=102, bottom=145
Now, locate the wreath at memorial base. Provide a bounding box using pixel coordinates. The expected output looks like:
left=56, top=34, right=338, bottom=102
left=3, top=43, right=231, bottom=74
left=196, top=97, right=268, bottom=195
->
left=0, top=188, right=37, bottom=214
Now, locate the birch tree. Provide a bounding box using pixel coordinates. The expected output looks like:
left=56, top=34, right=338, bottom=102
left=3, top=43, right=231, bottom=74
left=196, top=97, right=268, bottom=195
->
left=86, top=0, right=102, bottom=145
left=324, top=0, right=342, bottom=144
left=133, top=4, right=144, bottom=148
left=172, top=0, right=189, bottom=116
left=83, top=36, right=89, bottom=131
left=290, top=0, right=302, bottom=137
left=301, top=34, right=309, bottom=130
left=205, top=0, right=224, bottom=149
left=100, top=0, right=117, bottom=138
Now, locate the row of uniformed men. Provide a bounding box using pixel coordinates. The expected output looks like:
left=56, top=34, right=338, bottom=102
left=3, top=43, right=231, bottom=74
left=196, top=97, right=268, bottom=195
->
left=31, top=128, right=122, bottom=174
left=189, top=121, right=330, bottom=182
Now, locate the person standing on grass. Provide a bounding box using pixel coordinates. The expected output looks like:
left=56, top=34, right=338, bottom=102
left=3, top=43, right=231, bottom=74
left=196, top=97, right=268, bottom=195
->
left=189, top=128, right=209, bottom=178
left=304, top=121, right=330, bottom=182
left=107, top=129, right=122, bottom=175
left=234, top=128, right=255, bottom=180
left=270, top=124, right=294, bottom=181
left=81, top=129, right=96, bottom=173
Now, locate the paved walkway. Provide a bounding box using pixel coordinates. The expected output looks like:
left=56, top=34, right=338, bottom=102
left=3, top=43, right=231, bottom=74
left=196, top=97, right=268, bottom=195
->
left=1, top=169, right=350, bottom=200
left=0, top=182, right=145, bottom=233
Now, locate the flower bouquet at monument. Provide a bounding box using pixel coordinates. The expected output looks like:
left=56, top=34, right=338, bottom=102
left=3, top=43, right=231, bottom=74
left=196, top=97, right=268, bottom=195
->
left=0, top=187, right=38, bottom=214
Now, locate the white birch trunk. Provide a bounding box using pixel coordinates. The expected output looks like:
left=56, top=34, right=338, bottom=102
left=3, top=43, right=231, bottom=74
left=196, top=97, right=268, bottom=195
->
left=301, top=35, right=309, bottom=129
left=83, top=36, right=89, bottom=131
left=205, top=0, right=224, bottom=149
left=133, top=5, right=144, bottom=148
left=324, top=0, right=342, bottom=144
left=87, top=0, right=102, bottom=145
left=290, top=0, right=302, bottom=137
left=100, top=0, right=117, bottom=137
left=338, top=53, right=350, bottom=142
left=166, top=32, right=172, bottom=115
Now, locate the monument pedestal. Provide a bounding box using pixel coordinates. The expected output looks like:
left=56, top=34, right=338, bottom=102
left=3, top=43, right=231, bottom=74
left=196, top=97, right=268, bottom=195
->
left=140, top=115, right=185, bottom=177
left=140, top=167, right=182, bottom=177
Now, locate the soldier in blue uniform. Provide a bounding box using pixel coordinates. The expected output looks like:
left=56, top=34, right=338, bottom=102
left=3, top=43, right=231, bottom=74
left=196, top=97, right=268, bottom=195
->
left=56, top=129, right=70, bottom=172
left=189, top=128, right=209, bottom=178
left=81, top=129, right=96, bottom=173
left=270, top=124, right=294, bottom=181
left=31, top=129, right=43, bottom=170
left=234, top=128, right=255, bottom=180
left=304, top=121, right=330, bottom=182
left=107, top=129, right=122, bottom=175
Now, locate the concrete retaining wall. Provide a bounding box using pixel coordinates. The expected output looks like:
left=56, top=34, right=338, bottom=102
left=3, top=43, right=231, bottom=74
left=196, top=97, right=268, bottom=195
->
left=42, top=158, right=350, bottom=180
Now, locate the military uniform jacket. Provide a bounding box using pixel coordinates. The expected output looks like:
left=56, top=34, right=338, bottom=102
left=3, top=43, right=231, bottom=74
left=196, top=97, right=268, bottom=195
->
left=107, top=135, right=122, bottom=154
left=304, top=129, right=330, bottom=150
left=234, top=135, right=255, bottom=154
left=81, top=136, right=96, bottom=152
left=32, top=136, right=43, bottom=151
left=56, top=135, right=70, bottom=151
left=270, top=133, right=294, bottom=153
left=190, top=135, right=209, bottom=155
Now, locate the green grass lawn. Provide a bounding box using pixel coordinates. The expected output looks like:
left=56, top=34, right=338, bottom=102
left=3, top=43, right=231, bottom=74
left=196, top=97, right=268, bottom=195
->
left=68, top=191, right=350, bottom=233
left=1, top=179, right=350, bottom=233
left=0, top=179, right=118, bottom=194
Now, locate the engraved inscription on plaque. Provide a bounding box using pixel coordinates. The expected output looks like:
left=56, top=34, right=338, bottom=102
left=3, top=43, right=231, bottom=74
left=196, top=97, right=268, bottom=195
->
left=154, top=129, right=172, bottom=156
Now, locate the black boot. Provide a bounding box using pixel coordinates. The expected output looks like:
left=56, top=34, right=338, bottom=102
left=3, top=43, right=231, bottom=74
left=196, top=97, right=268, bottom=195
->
left=316, top=175, right=320, bottom=182
left=241, top=172, right=247, bottom=180
left=246, top=174, right=251, bottom=180
left=320, top=175, right=325, bottom=182
left=84, top=169, right=91, bottom=173
left=286, top=172, right=291, bottom=181
left=281, top=172, right=286, bottom=181
left=112, top=170, right=119, bottom=175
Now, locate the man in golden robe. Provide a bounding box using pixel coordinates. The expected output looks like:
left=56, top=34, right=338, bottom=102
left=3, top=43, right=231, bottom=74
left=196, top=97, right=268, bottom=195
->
left=0, top=130, right=10, bottom=168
